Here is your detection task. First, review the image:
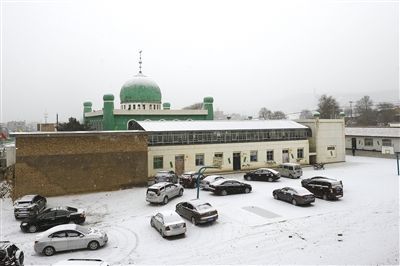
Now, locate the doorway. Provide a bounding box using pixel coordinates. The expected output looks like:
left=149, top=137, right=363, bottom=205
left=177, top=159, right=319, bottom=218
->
left=282, top=149, right=289, bottom=163
left=175, top=155, right=185, bottom=176
left=233, top=152, right=241, bottom=171
left=351, top=138, right=357, bottom=150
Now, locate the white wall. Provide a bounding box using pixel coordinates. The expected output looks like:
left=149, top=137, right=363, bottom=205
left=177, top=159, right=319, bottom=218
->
left=345, top=136, right=400, bottom=153
left=148, top=140, right=309, bottom=176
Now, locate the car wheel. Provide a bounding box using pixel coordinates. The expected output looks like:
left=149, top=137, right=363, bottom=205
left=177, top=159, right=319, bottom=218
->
left=268, top=177, right=273, bottom=182
left=88, top=241, right=100, bottom=250
left=178, top=189, right=183, bottom=197
left=244, top=187, right=250, bottom=194
left=163, top=196, right=169, bottom=204
left=245, top=176, right=251, bottom=181
left=28, top=225, right=37, bottom=233
left=292, top=199, right=297, bottom=206
left=273, top=193, right=278, bottom=200
left=323, top=194, right=328, bottom=200
left=220, top=190, right=228, bottom=196
left=16, top=252, right=24, bottom=266
left=43, top=246, right=55, bottom=256
left=191, top=217, right=197, bottom=225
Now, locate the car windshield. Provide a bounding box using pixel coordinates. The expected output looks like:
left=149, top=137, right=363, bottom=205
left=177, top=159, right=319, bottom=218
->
left=16, top=201, right=32, bottom=204
left=295, top=166, right=301, bottom=170
left=76, top=225, right=89, bottom=234
left=196, top=203, right=212, bottom=211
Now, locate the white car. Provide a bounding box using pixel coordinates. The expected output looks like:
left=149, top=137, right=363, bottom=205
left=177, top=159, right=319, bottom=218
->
left=200, top=175, right=225, bottom=190
left=150, top=211, right=186, bottom=237
left=34, top=224, right=108, bottom=256
left=146, top=182, right=184, bottom=204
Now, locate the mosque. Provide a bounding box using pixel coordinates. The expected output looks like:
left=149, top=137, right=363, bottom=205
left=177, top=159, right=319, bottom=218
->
left=83, top=52, right=214, bottom=130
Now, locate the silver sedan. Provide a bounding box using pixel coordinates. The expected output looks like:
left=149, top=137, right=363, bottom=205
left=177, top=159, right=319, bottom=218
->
left=150, top=211, right=186, bottom=237
left=34, top=224, right=108, bottom=256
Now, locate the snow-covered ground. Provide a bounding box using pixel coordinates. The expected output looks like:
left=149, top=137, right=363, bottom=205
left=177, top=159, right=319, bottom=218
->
left=1, top=156, right=399, bottom=265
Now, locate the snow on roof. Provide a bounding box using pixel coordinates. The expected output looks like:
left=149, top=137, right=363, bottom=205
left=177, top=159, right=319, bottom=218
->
left=136, top=120, right=307, bottom=132
left=345, top=127, right=400, bottom=138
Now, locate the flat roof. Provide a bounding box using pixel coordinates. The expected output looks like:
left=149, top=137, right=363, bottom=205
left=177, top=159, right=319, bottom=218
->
left=136, top=120, right=307, bottom=132
left=345, top=127, right=400, bottom=138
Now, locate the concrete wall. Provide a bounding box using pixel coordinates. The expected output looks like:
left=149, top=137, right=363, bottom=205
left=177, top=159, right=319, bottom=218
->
left=148, top=140, right=309, bottom=176
left=297, top=119, right=346, bottom=164
left=11, top=131, right=148, bottom=199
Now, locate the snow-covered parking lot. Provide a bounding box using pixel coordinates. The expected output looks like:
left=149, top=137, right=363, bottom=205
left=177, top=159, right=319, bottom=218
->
left=1, top=156, right=399, bottom=265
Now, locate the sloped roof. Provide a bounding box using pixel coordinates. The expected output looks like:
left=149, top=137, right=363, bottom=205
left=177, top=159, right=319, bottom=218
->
left=135, top=120, right=307, bottom=132
left=345, top=127, right=400, bottom=138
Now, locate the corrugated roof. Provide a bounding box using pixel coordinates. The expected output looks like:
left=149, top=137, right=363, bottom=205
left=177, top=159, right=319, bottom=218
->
left=345, top=127, right=400, bottom=138
left=136, top=120, right=308, bottom=132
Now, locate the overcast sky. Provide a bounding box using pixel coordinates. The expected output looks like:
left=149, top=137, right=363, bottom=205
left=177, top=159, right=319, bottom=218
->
left=1, top=0, right=398, bottom=123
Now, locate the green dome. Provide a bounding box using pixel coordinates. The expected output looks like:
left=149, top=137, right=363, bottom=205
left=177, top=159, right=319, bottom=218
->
left=120, top=74, right=162, bottom=104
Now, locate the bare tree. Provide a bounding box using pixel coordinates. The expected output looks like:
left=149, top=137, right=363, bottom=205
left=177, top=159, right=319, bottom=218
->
left=270, top=111, right=287, bottom=120
left=299, top=109, right=313, bottom=119
left=317, top=94, right=340, bottom=119
left=182, top=102, right=203, bottom=110
left=258, top=107, right=272, bottom=120
left=355, top=96, right=376, bottom=126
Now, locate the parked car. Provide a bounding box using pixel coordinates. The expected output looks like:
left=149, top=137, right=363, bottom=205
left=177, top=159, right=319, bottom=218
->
left=272, top=186, right=315, bottom=206
left=244, top=168, right=280, bottom=182
left=153, top=170, right=178, bottom=184
left=146, top=182, right=184, bottom=204
left=276, top=163, right=303, bottom=178
left=0, top=241, right=24, bottom=266
left=14, top=194, right=47, bottom=219
left=179, top=171, right=204, bottom=188
left=34, top=224, right=108, bottom=256
left=20, top=206, right=86, bottom=233
left=200, top=175, right=225, bottom=190
left=150, top=210, right=186, bottom=238
left=301, top=176, right=343, bottom=200
left=52, top=259, right=109, bottom=266
left=175, top=199, right=218, bottom=225
left=209, top=179, right=252, bottom=196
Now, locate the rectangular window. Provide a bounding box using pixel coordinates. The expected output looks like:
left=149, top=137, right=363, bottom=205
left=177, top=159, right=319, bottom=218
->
left=195, top=154, right=205, bottom=166
left=382, top=139, right=392, bottom=146
left=266, top=150, right=274, bottom=161
left=153, top=156, right=163, bottom=169
left=250, top=151, right=258, bottom=162
left=213, top=153, right=223, bottom=167
left=297, top=148, right=304, bottom=159
left=364, top=138, right=373, bottom=146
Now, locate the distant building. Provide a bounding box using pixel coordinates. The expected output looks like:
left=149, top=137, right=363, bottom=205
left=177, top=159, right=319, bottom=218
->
left=37, top=123, right=57, bottom=132
left=345, top=127, right=400, bottom=155
left=6, top=121, right=28, bottom=132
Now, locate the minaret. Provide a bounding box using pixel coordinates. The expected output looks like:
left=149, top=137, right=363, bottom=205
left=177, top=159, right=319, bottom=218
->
left=138, top=50, right=142, bottom=74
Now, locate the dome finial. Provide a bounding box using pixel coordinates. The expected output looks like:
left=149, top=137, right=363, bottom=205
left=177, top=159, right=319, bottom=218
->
left=138, top=50, right=143, bottom=74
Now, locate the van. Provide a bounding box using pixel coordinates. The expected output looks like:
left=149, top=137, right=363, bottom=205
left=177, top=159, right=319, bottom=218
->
left=301, top=176, right=343, bottom=200
left=277, top=163, right=302, bottom=179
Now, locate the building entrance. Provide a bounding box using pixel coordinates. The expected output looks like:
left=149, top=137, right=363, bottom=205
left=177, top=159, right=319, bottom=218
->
left=233, top=152, right=241, bottom=171
left=282, top=149, right=289, bottom=163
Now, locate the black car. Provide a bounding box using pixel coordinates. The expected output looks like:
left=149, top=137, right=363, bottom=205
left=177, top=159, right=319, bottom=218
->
left=20, top=206, right=85, bottom=233
left=154, top=170, right=178, bottom=184
left=244, top=168, right=280, bottom=182
left=179, top=172, right=205, bottom=188
left=176, top=199, right=218, bottom=225
left=273, top=186, right=315, bottom=206
left=301, top=176, right=343, bottom=200
left=13, top=194, right=47, bottom=219
left=0, top=241, right=24, bottom=266
left=209, top=179, right=252, bottom=196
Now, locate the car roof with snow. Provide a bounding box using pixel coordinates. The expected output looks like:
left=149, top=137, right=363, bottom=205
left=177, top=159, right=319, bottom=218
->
left=148, top=182, right=171, bottom=188
left=41, top=224, right=80, bottom=235
left=52, top=259, right=109, bottom=266
left=289, top=186, right=313, bottom=195
left=257, top=168, right=279, bottom=174
left=16, top=194, right=38, bottom=201
left=310, top=176, right=341, bottom=183
left=203, top=175, right=224, bottom=182
left=211, top=178, right=239, bottom=186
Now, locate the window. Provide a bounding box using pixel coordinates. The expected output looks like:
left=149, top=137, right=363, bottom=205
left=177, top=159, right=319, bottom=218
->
left=364, top=138, right=373, bottom=146
left=382, top=139, right=392, bottom=146
left=267, top=150, right=274, bottom=161
left=143, top=104, right=146, bottom=110
left=153, top=156, right=163, bottom=169
left=297, top=148, right=304, bottom=159
left=250, top=151, right=258, bottom=162
left=195, top=154, right=204, bottom=166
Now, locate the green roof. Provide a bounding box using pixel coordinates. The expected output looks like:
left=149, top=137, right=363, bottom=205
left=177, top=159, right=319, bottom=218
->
left=120, top=74, right=162, bottom=104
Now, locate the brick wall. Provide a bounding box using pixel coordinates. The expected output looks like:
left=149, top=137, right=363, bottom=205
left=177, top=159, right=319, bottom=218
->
left=11, top=131, right=148, bottom=199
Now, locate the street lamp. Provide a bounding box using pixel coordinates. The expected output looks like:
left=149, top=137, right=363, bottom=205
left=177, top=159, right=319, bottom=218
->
left=196, top=165, right=220, bottom=199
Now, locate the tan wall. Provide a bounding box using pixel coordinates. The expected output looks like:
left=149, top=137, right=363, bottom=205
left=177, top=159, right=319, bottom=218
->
left=11, top=131, right=148, bottom=199
left=148, top=140, right=309, bottom=176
